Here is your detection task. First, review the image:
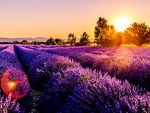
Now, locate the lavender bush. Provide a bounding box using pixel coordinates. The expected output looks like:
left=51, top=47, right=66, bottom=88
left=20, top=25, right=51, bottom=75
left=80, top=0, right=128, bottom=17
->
left=0, top=93, right=21, bottom=113
left=39, top=67, right=150, bottom=113
left=0, top=46, right=33, bottom=113
left=14, top=45, right=150, bottom=112
left=37, top=46, right=150, bottom=90
left=38, top=67, right=86, bottom=113
left=14, top=45, right=80, bottom=90
left=0, top=46, right=8, bottom=51
left=14, top=45, right=52, bottom=90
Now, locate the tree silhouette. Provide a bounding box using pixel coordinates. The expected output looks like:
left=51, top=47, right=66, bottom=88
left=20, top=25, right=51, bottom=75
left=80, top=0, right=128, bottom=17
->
left=67, top=33, right=76, bottom=46
left=32, top=41, right=41, bottom=45
left=79, top=32, right=90, bottom=46
left=104, top=25, right=118, bottom=46
left=55, top=38, right=63, bottom=45
left=13, top=41, right=19, bottom=44
left=46, top=37, right=56, bottom=45
left=94, top=17, right=108, bottom=45
left=126, top=22, right=150, bottom=46
left=21, top=40, right=28, bottom=44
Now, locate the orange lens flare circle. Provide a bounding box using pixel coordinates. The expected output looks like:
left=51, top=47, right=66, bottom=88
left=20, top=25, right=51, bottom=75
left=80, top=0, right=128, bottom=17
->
left=1, top=68, right=30, bottom=99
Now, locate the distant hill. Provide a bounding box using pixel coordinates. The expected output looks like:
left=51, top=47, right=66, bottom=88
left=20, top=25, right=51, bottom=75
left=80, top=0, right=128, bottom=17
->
left=0, top=37, right=48, bottom=42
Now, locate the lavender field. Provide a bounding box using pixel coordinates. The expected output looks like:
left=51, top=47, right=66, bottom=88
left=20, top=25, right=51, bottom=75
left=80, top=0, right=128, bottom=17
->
left=0, top=44, right=150, bottom=113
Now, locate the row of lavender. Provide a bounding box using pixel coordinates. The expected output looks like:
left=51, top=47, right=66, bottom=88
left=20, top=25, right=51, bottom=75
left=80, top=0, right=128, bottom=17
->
left=23, top=45, right=150, bottom=58
left=15, top=45, right=150, bottom=113
left=0, top=45, right=33, bottom=113
left=34, top=46, right=150, bottom=91
left=0, top=45, right=8, bottom=51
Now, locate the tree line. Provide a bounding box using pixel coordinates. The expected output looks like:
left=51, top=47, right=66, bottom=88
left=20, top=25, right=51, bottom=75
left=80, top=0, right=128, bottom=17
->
left=46, top=32, right=90, bottom=46
left=46, top=17, right=150, bottom=46
left=4, top=17, right=150, bottom=46
left=94, top=17, right=150, bottom=46
left=6, top=32, right=90, bottom=46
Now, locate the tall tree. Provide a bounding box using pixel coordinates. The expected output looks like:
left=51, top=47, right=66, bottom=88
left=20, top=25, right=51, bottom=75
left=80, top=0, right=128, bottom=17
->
left=94, top=17, right=108, bottom=45
left=67, top=33, right=76, bottom=46
left=79, top=32, right=90, bottom=46
left=126, top=22, right=150, bottom=46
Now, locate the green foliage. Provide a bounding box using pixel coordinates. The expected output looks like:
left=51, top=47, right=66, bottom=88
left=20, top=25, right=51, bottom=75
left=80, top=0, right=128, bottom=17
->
left=13, top=41, right=20, bottom=44
left=79, top=32, right=90, bottom=46
left=46, top=37, right=64, bottom=45
left=125, top=22, right=150, bottom=46
left=55, top=38, right=63, bottom=45
left=32, top=41, right=41, bottom=45
left=94, top=17, right=150, bottom=46
left=46, top=37, right=56, bottom=45
left=21, top=40, right=28, bottom=44
left=94, top=17, right=108, bottom=45
left=68, top=33, right=76, bottom=46
left=94, top=17, right=120, bottom=46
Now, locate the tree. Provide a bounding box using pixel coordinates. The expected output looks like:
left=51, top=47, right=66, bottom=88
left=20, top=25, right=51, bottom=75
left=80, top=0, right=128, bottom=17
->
left=126, top=22, right=150, bottom=46
left=21, top=40, right=28, bottom=44
left=79, top=32, right=90, bottom=46
left=13, top=41, right=19, bottom=44
left=32, top=41, right=41, bottom=45
left=55, top=38, right=63, bottom=45
left=103, top=25, right=118, bottom=46
left=94, top=17, right=108, bottom=45
left=46, top=37, right=56, bottom=45
left=67, top=33, right=76, bottom=46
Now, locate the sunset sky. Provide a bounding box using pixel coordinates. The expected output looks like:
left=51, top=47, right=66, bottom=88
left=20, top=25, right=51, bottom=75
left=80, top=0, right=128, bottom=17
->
left=0, top=0, right=150, bottom=39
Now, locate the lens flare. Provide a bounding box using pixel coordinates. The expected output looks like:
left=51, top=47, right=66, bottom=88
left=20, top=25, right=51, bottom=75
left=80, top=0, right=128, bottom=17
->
left=7, top=81, right=17, bottom=90
left=1, top=68, right=30, bottom=99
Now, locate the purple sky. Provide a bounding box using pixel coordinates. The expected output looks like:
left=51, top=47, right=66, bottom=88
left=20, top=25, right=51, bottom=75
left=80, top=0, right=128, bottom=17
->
left=0, top=0, right=149, bottom=38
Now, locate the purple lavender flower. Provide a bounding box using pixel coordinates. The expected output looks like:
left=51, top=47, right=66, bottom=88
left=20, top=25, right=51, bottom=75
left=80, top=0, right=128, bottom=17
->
left=0, top=45, right=33, bottom=112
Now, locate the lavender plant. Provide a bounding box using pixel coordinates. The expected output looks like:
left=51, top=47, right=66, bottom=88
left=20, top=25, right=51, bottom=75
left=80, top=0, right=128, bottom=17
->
left=0, top=46, right=33, bottom=113
left=39, top=67, right=150, bottom=113
left=14, top=45, right=80, bottom=90
left=0, top=46, right=8, bottom=51
left=0, top=90, right=23, bottom=113
left=38, top=67, right=89, bottom=113
left=16, top=45, right=150, bottom=112
left=38, top=46, right=150, bottom=90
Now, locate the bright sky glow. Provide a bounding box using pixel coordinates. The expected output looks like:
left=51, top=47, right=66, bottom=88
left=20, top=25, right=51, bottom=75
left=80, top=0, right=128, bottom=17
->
left=0, top=0, right=149, bottom=38
left=114, top=17, right=132, bottom=32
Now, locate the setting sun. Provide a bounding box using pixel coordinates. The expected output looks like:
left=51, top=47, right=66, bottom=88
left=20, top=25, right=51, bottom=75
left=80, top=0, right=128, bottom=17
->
left=114, top=17, right=132, bottom=32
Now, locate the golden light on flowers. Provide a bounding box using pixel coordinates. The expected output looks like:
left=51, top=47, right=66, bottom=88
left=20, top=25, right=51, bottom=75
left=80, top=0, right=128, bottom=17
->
left=113, top=48, right=134, bottom=68
left=114, top=17, right=132, bottom=32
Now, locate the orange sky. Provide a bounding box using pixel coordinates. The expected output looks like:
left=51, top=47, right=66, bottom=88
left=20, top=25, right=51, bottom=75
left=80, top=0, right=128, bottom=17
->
left=0, top=0, right=150, bottom=39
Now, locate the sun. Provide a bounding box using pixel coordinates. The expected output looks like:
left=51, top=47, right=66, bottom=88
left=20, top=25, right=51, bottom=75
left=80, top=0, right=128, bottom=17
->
left=114, top=17, right=131, bottom=32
